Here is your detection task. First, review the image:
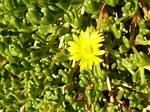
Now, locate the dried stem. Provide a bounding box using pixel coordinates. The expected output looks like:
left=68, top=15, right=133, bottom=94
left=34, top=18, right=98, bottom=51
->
left=97, top=4, right=114, bottom=103
left=130, top=13, right=140, bottom=54
left=105, top=53, right=114, bottom=103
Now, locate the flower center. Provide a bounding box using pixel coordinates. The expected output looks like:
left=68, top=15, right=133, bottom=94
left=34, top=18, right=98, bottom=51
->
left=83, top=45, right=93, bottom=56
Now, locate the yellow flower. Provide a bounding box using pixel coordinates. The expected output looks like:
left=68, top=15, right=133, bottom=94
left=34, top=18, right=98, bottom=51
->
left=68, top=28, right=105, bottom=70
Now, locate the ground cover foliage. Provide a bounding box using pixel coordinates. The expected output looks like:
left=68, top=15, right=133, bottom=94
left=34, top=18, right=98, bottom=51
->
left=0, top=0, right=150, bottom=112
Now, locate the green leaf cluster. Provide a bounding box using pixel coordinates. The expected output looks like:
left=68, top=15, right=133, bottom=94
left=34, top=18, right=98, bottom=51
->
left=0, top=0, right=150, bottom=112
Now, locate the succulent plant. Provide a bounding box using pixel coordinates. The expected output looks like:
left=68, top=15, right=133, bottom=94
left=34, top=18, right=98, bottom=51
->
left=0, top=0, right=150, bottom=112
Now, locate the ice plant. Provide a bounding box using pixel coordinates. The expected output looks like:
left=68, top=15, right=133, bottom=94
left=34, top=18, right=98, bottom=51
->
left=68, top=28, right=105, bottom=70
